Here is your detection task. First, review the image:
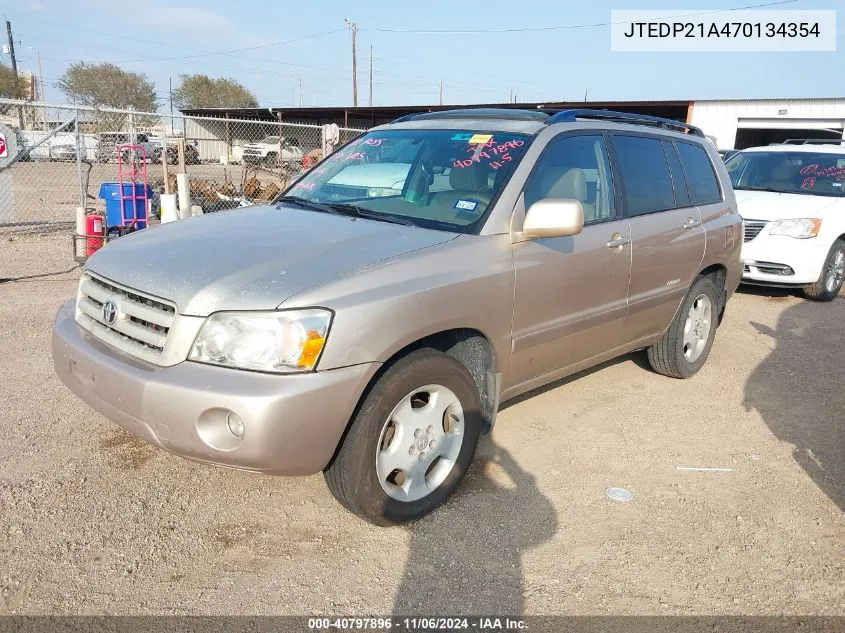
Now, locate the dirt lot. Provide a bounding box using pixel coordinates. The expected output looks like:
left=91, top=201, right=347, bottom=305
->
left=0, top=233, right=843, bottom=617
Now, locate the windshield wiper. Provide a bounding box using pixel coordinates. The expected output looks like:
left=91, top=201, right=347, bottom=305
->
left=276, top=196, right=343, bottom=215
left=277, top=197, right=416, bottom=226
left=326, top=203, right=417, bottom=227
left=734, top=186, right=784, bottom=193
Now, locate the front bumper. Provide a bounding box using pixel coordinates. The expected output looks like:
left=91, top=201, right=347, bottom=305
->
left=52, top=301, right=380, bottom=475
left=741, top=234, right=830, bottom=285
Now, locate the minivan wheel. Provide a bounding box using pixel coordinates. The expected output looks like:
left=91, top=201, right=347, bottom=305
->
left=324, top=349, right=482, bottom=526
left=803, top=239, right=845, bottom=302
left=647, top=275, right=719, bottom=379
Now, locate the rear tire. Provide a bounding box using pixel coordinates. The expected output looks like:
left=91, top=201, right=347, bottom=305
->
left=647, top=276, right=719, bottom=379
left=324, top=349, right=482, bottom=526
left=803, top=239, right=845, bottom=302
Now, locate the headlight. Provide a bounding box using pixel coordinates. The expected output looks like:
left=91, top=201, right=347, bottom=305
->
left=188, top=309, right=332, bottom=373
left=769, top=218, right=822, bottom=239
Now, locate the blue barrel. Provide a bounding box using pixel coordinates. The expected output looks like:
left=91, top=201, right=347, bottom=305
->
left=98, top=182, right=152, bottom=229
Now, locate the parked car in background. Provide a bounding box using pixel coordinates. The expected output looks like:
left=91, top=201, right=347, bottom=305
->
left=242, top=135, right=304, bottom=167
left=52, top=109, right=742, bottom=525
left=150, top=142, right=200, bottom=165
left=50, top=143, right=79, bottom=162
left=726, top=141, right=845, bottom=301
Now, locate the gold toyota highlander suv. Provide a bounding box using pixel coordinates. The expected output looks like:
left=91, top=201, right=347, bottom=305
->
left=53, top=109, right=742, bottom=525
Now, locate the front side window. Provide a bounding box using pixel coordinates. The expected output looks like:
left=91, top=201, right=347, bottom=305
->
left=524, top=135, right=616, bottom=224
left=725, top=150, right=845, bottom=197
left=676, top=141, right=722, bottom=205
left=282, top=129, right=532, bottom=232
left=612, top=135, right=675, bottom=216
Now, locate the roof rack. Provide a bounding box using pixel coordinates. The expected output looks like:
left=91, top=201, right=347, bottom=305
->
left=781, top=138, right=845, bottom=145
left=545, top=109, right=704, bottom=137
left=391, top=108, right=550, bottom=124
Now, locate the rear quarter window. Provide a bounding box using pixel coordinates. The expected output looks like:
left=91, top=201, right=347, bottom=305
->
left=612, top=135, right=675, bottom=216
left=676, top=141, right=722, bottom=205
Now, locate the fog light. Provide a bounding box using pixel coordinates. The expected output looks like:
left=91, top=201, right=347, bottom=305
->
left=226, top=411, right=245, bottom=439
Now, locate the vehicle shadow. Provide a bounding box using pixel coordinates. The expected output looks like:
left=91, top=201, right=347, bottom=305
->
left=500, top=351, right=650, bottom=412
left=392, top=441, right=557, bottom=615
left=736, top=283, right=803, bottom=300
left=744, top=297, right=845, bottom=513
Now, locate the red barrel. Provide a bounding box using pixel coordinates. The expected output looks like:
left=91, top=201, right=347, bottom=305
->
left=86, top=213, right=105, bottom=257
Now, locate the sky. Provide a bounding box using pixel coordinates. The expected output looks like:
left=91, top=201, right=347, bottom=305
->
left=2, top=0, right=842, bottom=111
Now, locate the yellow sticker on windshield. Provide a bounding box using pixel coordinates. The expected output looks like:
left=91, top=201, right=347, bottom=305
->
left=467, top=134, right=493, bottom=145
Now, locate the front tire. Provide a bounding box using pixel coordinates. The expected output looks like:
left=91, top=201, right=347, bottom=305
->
left=324, top=349, right=482, bottom=526
left=647, top=275, right=719, bottom=379
left=803, top=239, right=845, bottom=302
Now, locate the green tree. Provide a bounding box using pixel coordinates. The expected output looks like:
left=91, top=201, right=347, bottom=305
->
left=57, top=62, right=158, bottom=111
left=0, top=63, right=27, bottom=99
left=172, top=74, right=258, bottom=109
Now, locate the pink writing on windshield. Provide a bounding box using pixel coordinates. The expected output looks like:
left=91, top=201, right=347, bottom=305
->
left=802, top=176, right=816, bottom=190
left=453, top=139, right=524, bottom=169
left=799, top=163, right=845, bottom=180
left=292, top=182, right=316, bottom=191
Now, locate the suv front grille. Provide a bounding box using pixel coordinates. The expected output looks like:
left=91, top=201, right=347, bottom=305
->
left=75, top=273, right=176, bottom=364
left=743, top=220, right=768, bottom=242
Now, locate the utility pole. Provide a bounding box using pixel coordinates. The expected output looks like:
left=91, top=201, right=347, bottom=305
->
left=368, top=45, right=373, bottom=107
left=169, top=76, right=174, bottom=135
left=256, top=66, right=260, bottom=104
left=345, top=18, right=358, bottom=106
left=6, top=21, right=22, bottom=127
left=439, top=80, right=443, bottom=106
left=36, top=49, right=44, bottom=103
left=298, top=76, right=303, bottom=107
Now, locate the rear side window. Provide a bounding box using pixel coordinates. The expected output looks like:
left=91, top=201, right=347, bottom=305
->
left=676, top=141, right=722, bottom=204
left=612, top=135, right=675, bottom=216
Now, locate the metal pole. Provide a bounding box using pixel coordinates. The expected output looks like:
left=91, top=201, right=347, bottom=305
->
left=439, top=80, right=443, bottom=106
left=369, top=46, right=373, bottom=107
left=6, top=21, right=23, bottom=128
left=169, top=76, right=174, bottom=135
left=349, top=21, right=358, bottom=107
left=74, top=113, right=85, bottom=208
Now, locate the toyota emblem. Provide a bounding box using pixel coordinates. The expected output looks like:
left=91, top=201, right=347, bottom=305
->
left=102, top=300, right=119, bottom=325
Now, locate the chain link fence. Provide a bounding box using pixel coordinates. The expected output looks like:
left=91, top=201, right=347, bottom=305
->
left=0, top=99, right=364, bottom=238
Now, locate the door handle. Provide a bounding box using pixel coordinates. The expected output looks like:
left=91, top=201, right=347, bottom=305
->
left=606, top=234, right=630, bottom=249
left=683, top=217, right=700, bottom=230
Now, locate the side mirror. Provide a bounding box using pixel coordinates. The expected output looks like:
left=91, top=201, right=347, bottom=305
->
left=523, top=198, right=585, bottom=239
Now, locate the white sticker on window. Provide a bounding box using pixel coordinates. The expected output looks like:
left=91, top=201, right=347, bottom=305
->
left=454, top=199, right=478, bottom=211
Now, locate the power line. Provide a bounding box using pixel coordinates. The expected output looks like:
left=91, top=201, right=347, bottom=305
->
left=361, top=0, right=798, bottom=33
left=34, top=28, right=346, bottom=65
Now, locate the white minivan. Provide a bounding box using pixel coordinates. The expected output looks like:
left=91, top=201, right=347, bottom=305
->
left=726, top=141, right=845, bottom=301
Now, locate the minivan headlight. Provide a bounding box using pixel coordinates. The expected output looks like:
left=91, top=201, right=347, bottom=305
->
left=188, top=309, right=332, bottom=373
left=769, top=218, right=822, bottom=239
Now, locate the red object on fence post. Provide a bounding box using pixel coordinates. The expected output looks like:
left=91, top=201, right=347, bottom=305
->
left=85, top=213, right=105, bottom=257
left=116, top=144, right=148, bottom=231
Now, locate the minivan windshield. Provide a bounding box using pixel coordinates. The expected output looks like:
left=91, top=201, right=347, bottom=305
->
left=280, top=129, right=532, bottom=232
left=725, top=150, right=845, bottom=197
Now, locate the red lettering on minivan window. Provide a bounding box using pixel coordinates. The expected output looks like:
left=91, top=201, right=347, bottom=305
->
left=800, top=164, right=819, bottom=175
left=801, top=176, right=816, bottom=190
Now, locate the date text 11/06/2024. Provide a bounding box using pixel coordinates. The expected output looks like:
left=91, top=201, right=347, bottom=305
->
left=308, top=617, right=527, bottom=631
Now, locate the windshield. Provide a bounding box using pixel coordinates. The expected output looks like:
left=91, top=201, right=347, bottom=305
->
left=281, top=128, right=532, bottom=232
left=261, top=136, right=280, bottom=144
left=726, top=150, right=845, bottom=197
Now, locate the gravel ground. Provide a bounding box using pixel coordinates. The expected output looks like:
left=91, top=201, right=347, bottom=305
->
left=0, top=233, right=843, bottom=617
